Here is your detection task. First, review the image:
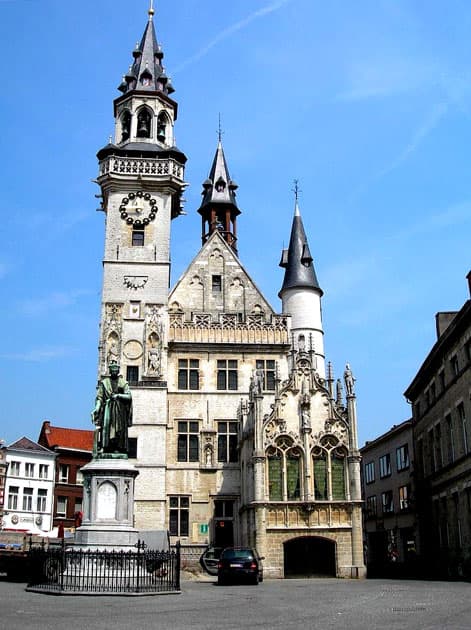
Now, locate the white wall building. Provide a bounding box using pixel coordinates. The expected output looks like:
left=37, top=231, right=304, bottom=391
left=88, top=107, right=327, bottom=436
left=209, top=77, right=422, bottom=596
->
left=2, top=437, right=56, bottom=533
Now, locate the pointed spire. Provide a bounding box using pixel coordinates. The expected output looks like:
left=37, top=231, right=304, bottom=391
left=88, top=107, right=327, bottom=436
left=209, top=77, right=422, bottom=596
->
left=118, top=3, right=174, bottom=96
left=279, top=182, right=323, bottom=297
left=201, top=139, right=238, bottom=209
left=198, top=133, right=241, bottom=254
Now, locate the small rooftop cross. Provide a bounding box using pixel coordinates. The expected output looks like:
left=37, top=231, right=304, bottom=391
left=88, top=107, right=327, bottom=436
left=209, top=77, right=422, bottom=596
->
left=292, top=179, right=301, bottom=203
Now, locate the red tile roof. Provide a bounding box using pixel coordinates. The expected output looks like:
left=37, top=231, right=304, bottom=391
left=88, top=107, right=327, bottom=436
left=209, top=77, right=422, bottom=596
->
left=39, top=422, right=94, bottom=452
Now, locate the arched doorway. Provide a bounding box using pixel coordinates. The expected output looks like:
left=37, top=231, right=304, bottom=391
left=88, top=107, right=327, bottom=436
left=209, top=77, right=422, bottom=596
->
left=283, top=536, right=336, bottom=577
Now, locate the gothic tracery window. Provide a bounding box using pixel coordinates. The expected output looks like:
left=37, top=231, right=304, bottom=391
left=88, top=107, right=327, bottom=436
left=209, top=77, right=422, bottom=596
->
left=121, top=110, right=131, bottom=142
left=266, top=438, right=302, bottom=501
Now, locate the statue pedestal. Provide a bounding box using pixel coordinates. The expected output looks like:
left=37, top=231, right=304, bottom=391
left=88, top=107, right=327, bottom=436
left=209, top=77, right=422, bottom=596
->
left=74, top=458, right=139, bottom=550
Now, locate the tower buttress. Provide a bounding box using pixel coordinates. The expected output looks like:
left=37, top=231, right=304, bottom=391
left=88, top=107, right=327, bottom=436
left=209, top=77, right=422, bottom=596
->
left=279, top=195, right=325, bottom=377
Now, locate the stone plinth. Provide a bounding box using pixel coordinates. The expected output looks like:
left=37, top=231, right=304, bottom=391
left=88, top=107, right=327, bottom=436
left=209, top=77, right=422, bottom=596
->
left=74, top=458, right=139, bottom=550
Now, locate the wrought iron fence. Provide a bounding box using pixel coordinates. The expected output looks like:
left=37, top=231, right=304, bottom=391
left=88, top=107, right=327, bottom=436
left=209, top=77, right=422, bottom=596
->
left=27, top=540, right=181, bottom=595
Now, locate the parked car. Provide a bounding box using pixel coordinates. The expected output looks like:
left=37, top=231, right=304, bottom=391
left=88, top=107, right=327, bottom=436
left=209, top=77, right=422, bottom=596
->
left=199, top=546, right=223, bottom=576
left=217, top=547, right=264, bottom=585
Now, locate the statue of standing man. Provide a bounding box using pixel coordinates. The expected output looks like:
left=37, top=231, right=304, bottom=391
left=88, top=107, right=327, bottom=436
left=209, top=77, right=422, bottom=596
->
left=92, top=362, right=132, bottom=457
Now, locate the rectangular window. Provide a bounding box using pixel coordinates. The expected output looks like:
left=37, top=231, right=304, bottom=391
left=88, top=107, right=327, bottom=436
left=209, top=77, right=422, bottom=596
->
left=430, top=381, right=436, bottom=401
left=7, top=486, right=19, bottom=510
left=399, top=485, right=410, bottom=511
left=217, top=421, right=238, bottom=463
left=439, top=369, right=445, bottom=391
left=366, top=495, right=377, bottom=518
left=178, top=359, right=199, bottom=390
left=379, top=454, right=391, bottom=478
left=177, top=421, right=199, bottom=462
left=446, top=414, right=455, bottom=463
left=435, top=422, right=443, bottom=469
left=74, top=498, right=83, bottom=513
left=214, top=500, right=234, bottom=518
left=364, top=461, right=375, bottom=484
left=132, top=225, right=145, bottom=246
left=10, top=461, right=20, bottom=476
left=169, top=496, right=189, bottom=536
left=381, top=490, right=394, bottom=514
left=212, top=275, right=222, bottom=292
left=37, top=489, right=47, bottom=512
left=458, top=403, right=468, bottom=454
left=128, top=437, right=138, bottom=459
left=56, top=496, right=67, bottom=517
left=59, top=464, right=69, bottom=483
left=396, top=444, right=409, bottom=471
left=429, top=427, right=436, bottom=473
left=126, top=365, right=139, bottom=385
left=25, top=463, right=34, bottom=478
left=450, top=354, right=459, bottom=377
left=217, top=359, right=238, bottom=390
left=39, top=464, right=49, bottom=479
left=76, top=469, right=84, bottom=485
left=255, top=359, right=276, bottom=391
left=22, top=488, right=33, bottom=511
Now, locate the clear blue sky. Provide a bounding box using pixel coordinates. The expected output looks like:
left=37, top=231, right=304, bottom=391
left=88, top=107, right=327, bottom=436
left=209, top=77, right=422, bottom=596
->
left=0, top=0, right=469, bottom=447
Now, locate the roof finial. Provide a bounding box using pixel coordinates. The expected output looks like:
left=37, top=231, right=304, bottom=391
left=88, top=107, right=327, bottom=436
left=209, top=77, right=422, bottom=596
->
left=148, top=0, right=155, bottom=20
left=292, top=179, right=301, bottom=215
left=217, top=113, right=224, bottom=143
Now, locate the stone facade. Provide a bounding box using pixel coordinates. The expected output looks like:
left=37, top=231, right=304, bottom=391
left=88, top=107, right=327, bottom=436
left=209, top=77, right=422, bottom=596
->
left=93, top=8, right=365, bottom=578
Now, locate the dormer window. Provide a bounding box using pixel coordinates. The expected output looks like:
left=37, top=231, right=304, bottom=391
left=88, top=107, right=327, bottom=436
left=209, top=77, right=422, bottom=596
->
left=137, top=108, right=152, bottom=139
left=140, top=67, right=153, bottom=87
left=215, top=177, right=226, bottom=192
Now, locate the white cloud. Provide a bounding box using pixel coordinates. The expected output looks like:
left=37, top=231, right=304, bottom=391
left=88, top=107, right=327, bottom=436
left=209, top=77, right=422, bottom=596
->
left=379, top=102, right=448, bottom=177
left=0, top=346, right=73, bottom=362
left=174, top=0, right=294, bottom=73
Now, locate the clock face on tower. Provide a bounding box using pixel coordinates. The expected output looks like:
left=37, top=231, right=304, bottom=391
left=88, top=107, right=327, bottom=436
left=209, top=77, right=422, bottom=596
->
left=119, top=191, right=158, bottom=226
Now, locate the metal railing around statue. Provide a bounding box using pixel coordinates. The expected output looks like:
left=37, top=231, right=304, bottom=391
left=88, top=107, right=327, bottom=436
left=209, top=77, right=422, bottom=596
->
left=27, top=539, right=181, bottom=595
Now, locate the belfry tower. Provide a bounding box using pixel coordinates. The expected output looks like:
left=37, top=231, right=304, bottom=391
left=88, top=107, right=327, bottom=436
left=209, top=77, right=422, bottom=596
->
left=197, top=138, right=240, bottom=255
left=95, top=5, right=186, bottom=526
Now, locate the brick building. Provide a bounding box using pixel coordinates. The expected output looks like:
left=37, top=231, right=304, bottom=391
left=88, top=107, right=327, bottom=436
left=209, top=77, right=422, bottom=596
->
left=38, top=421, right=93, bottom=529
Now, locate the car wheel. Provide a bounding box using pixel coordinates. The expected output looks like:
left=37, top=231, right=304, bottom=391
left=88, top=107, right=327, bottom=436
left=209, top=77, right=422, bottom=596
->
left=218, top=576, right=226, bottom=586
left=251, top=574, right=259, bottom=585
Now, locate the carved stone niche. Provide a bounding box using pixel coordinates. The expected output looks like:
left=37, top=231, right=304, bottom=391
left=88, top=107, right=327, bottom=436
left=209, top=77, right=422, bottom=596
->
left=201, top=430, right=216, bottom=470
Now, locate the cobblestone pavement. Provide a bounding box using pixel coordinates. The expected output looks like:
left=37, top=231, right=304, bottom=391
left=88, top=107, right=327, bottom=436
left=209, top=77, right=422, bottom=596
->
left=1, top=577, right=470, bottom=630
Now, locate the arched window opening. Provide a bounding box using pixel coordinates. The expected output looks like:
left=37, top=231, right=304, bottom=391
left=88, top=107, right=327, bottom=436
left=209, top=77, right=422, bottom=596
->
left=157, top=112, right=168, bottom=142
left=266, top=439, right=303, bottom=501
left=298, top=334, right=306, bottom=352
left=121, top=110, right=131, bottom=142
left=137, top=108, right=152, bottom=138
left=331, top=449, right=346, bottom=500
left=286, top=449, right=301, bottom=500
left=267, top=447, right=282, bottom=501
left=313, top=448, right=328, bottom=500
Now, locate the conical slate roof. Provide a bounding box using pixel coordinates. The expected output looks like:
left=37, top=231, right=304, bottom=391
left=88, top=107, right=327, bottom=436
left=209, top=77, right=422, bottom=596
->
left=118, top=7, right=174, bottom=96
left=279, top=202, right=323, bottom=297
left=198, top=141, right=240, bottom=212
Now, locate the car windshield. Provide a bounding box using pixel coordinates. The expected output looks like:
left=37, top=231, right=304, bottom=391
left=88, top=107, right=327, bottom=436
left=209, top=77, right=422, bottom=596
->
left=222, top=549, right=254, bottom=560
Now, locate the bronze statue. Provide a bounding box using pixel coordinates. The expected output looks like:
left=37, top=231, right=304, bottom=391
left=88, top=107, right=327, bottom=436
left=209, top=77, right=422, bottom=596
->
left=92, top=362, right=132, bottom=457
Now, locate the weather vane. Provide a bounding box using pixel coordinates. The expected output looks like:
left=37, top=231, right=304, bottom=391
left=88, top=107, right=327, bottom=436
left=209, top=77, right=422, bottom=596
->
left=217, top=113, right=224, bottom=142
left=292, top=179, right=301, bottom=202
left=149, top=0, right=155, bottom=18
